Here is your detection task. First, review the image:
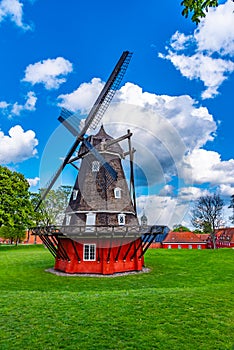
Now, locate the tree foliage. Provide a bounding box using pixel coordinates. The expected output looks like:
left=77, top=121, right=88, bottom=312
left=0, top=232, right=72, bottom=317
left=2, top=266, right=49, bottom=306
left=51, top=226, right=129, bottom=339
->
left=0, top=166, right=34, bottom=230
left=191, top=193, right=224, bottom=248
left=31, top=186, right=72, bottom=226
left=173, top=225, right=191, bottom=232
left=181, top=0, right=219, bottom=24
left=0, top=225, right=26, bottom=245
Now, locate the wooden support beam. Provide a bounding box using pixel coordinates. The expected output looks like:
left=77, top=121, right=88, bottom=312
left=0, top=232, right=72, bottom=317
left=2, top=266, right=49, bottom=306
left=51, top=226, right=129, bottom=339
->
left=107, top=235, right=113, bottom=262
left=139, top=235, right=156, bottom=259
left=40, top=235, right=57, bottom=258
left=104, top=131, right=132, bottom=149
left=130, top=239, right=143, bottom=260
left=58, top=238, right=71, bottom=261
left=123, top=240, right=134, bottom=261
left=71, top=239, right=81, bottom=262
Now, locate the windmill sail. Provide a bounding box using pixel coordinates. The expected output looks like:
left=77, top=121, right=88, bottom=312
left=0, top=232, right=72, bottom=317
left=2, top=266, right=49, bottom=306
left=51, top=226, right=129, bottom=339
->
left=36, top=51, right=132, bottom=210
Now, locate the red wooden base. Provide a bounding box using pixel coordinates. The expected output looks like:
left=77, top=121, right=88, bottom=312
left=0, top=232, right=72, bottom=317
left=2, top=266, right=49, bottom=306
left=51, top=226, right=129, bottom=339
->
left=54, top=237, right=144, bottom=275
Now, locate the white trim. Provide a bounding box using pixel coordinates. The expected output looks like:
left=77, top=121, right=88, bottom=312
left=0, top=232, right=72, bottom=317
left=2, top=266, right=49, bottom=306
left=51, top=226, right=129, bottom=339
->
left=66, top=210, right=135, bottom=215
left=86, top=212, right=96, bottom=232
left=73, top=189, right=78, bottom=201
left=164, top=242, right=204, bottom=245
left=83, top=244, right=96, bottom=261
left=65, top=215, right=71, bottom=226
left=83, top=150, right=122, bottom=159
left=118, top=213, right=126, bottom=226
left=92, top=161, right=100, bottom=172
left=114, top=187, right=122, bottom=199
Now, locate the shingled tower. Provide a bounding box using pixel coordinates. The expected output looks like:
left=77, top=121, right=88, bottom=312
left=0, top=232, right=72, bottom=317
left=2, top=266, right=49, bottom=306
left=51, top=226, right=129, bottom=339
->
left=66, top=125, right=138, bottom=227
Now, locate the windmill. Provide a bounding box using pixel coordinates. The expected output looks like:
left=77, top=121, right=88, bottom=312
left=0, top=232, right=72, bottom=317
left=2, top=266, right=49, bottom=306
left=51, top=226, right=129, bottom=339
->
left=34, top=51, right=166, bottom=275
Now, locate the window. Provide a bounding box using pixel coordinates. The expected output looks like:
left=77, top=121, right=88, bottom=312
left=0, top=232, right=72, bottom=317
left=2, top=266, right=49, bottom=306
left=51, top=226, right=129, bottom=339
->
left=178, top=244, right=181, bottom=249
left=83, top=244, right=96, bottom=261
left=73, top=189, right=78, bottom=200
left=86, top=212, right=96, bottom=231
left=92, top=161, right=100, bottom=172
left=188, top=244, right=192, bottom=249
left=197, top=245, right=201, bottom=250
left=114, top=187, right=121, bottom=199
left=65, top=215, right=71, bottom=226
left=168, top=245, right=171, bottom=249
left=118, top=213, right=125, bottom=226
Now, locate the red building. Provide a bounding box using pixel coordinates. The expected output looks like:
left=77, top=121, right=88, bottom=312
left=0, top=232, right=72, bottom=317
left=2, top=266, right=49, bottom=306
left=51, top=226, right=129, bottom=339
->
left=207, top=227, right=234, bottom=249
left=162, top=231, right=207, bottom=249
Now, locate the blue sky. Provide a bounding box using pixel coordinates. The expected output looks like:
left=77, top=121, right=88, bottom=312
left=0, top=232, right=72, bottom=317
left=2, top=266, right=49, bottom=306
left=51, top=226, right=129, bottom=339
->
left=0, top=0, right=234, bottom=228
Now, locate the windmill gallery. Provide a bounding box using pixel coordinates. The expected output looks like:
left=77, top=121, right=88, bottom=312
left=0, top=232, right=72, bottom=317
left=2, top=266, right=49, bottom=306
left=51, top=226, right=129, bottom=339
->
left=33, top=52, right=166, bottom=275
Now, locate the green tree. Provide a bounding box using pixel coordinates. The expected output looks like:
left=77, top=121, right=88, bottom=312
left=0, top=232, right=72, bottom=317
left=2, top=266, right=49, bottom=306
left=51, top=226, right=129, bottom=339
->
left=0, top=226, right=26, bottom=245
left=0, top=166, right=34, bottom=229
left=31, top=185, right=72, bottom=226
left=191, top=193, right=224, bottom=248
left=181, top=0, right=233, bottom=24
left=228, top=194, right=234, bottom=225
left=173, top=225, right=191, bottom=232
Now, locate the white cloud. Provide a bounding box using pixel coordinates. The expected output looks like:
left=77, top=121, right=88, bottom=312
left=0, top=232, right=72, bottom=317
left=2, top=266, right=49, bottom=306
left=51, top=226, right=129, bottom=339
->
left=159, top=0, right=234, bottom=99
left=57, top=80, right=217, bottom=187
left=219, top=184, right=234, bottom=196
left=137, top=194, right=189, bottom=228
left=159, top=184, right=174, bottom=196
left=178, top=186, right=210, bottom=201
left=58, top=77, right=104, bottom=113
left=194, top=0, right=234, bottom=56
left=161, top=51, right=234, bottom=99
left=114, top=82, right=217, bottom=151
left=22, top=57, right=73, bottom=90
left=0, top=0, right=31, bottom=30
left=182, top=149, right=234, bottom=185
left=27, top=176, right=40, bottom=187
left=0, top=125, right=38, bottom=164
left=0, top=101, right=9, bottom=109
left=0, top=91, right=37, bottom=117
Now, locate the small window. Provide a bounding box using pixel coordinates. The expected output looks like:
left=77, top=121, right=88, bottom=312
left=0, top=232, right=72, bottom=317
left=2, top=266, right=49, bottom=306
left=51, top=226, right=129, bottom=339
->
left=168, top=245, right=171, bottom=249
left=86, top=213, right=96, bottom=232
left=114, top=188, right=121, bottom=199
left=73, top=189, right=78, bottom=200
left=178, top=244, right=181, bottom=249
left=92, top=161, right=100, bottom=172
left=65, top=215, right=71, bottom=226
left=118, top=213, right=125, bottom=226
left=197, top=245, right=201, bottom=250
left=83, top=244, right=96, bottom=261
left=188, top=244, right=192, bottom=249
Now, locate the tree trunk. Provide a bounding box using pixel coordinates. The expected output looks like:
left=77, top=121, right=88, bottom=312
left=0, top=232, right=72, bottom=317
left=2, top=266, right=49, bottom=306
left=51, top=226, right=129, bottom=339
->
left=211, top=232, right=216, bottom=249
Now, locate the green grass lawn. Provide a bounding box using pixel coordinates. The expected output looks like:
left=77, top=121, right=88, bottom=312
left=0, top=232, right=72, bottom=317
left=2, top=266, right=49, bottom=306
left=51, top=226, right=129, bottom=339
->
left=0, top=245, right=233, bottom=350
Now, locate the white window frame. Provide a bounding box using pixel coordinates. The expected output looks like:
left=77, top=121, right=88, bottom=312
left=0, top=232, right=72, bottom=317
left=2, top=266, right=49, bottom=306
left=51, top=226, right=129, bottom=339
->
left=86, top=212, right=96, bottom=232
left=168, top=245, right=171, bottom=249
left=178, top=244, right=181, bottom=249
left=83, top=244, right=96, bottom=261
left=188, top=244, right=192, bottom=249
left=92, top=161, right=100, bottom=172
left=118, top=213, right=125, bottom=226
left=114, top=187, right=122, bottom=199
left=73, top=189, right=78, bottom=201
left=65, top=215, right=71, bottom=226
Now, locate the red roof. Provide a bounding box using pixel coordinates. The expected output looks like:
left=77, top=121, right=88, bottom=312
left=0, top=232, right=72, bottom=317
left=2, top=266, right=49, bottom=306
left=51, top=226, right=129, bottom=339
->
left=163, top=231, right=205, bottom=244
left=215, top=227, right=234, bottom=243
left=195, top=233, right=210, bottom=241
